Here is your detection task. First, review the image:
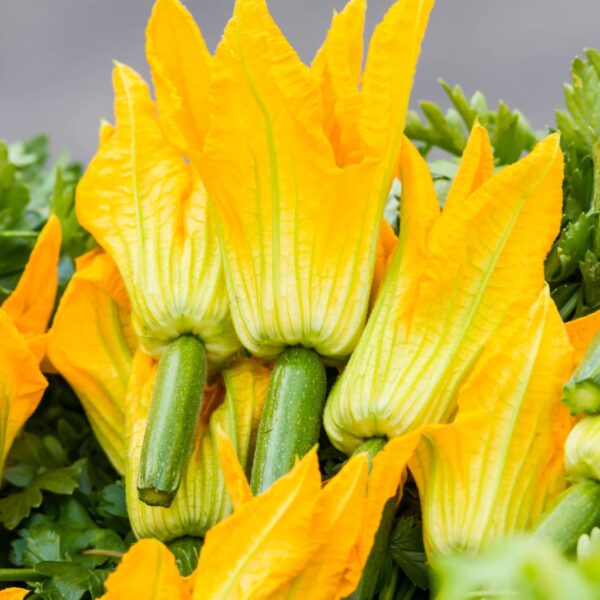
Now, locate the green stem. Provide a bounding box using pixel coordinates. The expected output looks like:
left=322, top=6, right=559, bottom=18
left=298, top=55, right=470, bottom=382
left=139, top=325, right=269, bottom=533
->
left=0, top=568, right=46, bottom=582
left=592, top=138, right=600, bottom=213
left=354, top=437, right=387, bottom=466
left=250, top=346, right=327, bottom=494
left=534, top=480, right=600, bottom=552
left=138, top=335, right=207, bottom=507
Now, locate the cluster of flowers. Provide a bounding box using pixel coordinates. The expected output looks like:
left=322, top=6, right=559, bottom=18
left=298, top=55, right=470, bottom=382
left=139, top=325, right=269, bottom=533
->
left=3, top=0, right=600, bottom=598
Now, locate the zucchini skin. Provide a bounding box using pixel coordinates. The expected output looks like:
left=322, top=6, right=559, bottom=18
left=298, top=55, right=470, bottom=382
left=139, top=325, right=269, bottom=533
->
left=534, top=480, right=600, bottom=552
left=250, top=346, right=327, bottom=494
left=138, top=335, right=207, bottom=507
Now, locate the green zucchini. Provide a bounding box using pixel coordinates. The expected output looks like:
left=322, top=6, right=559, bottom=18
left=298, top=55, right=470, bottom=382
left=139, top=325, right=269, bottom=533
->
left=534, top=479, right=600, bottom=553
left=563, top=331, right=600, bottom=415
left=250, top=346, right=327, bottom=494
left=138, top=334, right=207, bottom=507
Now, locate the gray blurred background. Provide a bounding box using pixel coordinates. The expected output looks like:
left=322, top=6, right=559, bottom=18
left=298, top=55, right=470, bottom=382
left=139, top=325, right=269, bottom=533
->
left=1, top=0, right=599, bottom=164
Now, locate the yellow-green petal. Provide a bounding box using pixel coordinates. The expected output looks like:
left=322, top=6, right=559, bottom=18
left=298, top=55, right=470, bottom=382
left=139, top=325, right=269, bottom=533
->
left=76, top=63, right=239, bottom=363
left=410, top=289, right=574, bottom=557
left=326, top=134, right=564, bottom=452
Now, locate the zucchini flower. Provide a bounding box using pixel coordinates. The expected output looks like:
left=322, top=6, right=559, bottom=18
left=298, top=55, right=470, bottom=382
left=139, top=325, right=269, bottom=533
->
left=325, top=126, right=565, bottom=453
left=409, top=289, right=574, bottom=557
left=99, top=432, right=420, bottom=599
left=199, top=0, right=433, bottom=360
left=76, top=51, right=242, bottom=504
left=48, top=250, right=271, bottom=539
left=0, top=216, right=61, bottom=474
left=145, top=0, right=433, bottom=491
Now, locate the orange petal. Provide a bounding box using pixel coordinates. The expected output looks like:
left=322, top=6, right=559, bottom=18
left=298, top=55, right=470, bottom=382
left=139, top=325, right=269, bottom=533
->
left=201, top=0, right=386, bottom=359
left=0, top=590, right=29, bottom=600
left=312, top=0, right=366, bottom=165
left=47, top=250, right=133, bottom=474
left=76, top=62, right=238, bottom=363
left=325, top=138, right=440, bottom=451
left=443, top=123, right=494, bottom=213
left=100, top=539, right=190, bottom=600
left=0, top=309, right=47, bottom=474
left=326, top=135, right=564, bottom=452
left=216, top=425, right=253, bottom=510
left=370, top=219, right=398, bottom=306
left=410, top=289, right=574, bottom=557
left=2, top=215, right=61, bottom=340
left=359, top=0, right=434, bottom=164
left=194, top=448, right=323, bottom=599
left=281, top=454, right=369, bottom=600
left=146, top=0, right=213, bottom=154
left=566, top=309, right=600, bottom=362
left=340, top=433, right=421, bottom=595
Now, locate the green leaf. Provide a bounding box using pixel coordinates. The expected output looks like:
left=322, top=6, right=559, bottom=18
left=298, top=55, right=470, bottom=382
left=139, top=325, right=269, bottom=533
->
left=580, top=250, right=600, bottom=311
left=33, top=562, right=108, bottom=600
left=389, top=515, right=429, bottom=590
left=433, top=537, right=598, bottom=600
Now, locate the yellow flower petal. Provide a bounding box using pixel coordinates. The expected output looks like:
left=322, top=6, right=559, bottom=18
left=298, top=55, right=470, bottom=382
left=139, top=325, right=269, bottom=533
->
left=278, top=454, right=369, bottom=600
left=47, top=250, right=134, bottom=474
left=216, top=426, right=253, bottom=510
left=76, top=63, right=238, bottom=363
left=443, top=123, right=494, bottom=212
left=371, top=219, right=398, bottom=306
left=311, top=0, right=365, bottom=165
left=201, top=0, right=431, bottom=359
left=325, top=137, right=440, bottom=451
left=359, top=0, right=434, bottom=165
left=126, top=353, right=270, bottom=540
left=326, top=134, right=564, bottom=452
left=194, top=448, right=322, bottom=599
left=340, top=433, right=421, bottom=595
left=566, top=309, right=600, bottom=362
left=2, top=215, right=61, bottom=360
left=0, top=308, right=47, bottom=474
left=100, top=538, right=191, bottom=600
left=146, top=0, right=212, bottom=155
left=0, top=590, right=29, bottom=600
left=410, top=289, right=574, bottom=557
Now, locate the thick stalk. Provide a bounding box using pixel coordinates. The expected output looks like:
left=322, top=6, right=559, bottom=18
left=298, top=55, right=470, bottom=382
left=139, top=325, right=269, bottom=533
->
left=250, top=346, right=326, bottom=494
left=0, top=568, right=46, bottom=582
left=138, top=335, right=207, bottom=507
left=534, top=480, right=600, bottom=552
left=592, top=138, right=600, bottom=213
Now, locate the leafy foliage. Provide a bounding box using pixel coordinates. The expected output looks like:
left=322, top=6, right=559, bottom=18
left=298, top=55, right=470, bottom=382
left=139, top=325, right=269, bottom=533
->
left=0, top=379, right=132, bottom=597
left=404, top=49, right=600, bottom=321
left=432, top=534, right=600, bottom=599
left=405, top=80, right=538, bottom=165
left=0, top=135, right=93, bottom=301
left=546, top=49, right=600, bottom=319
